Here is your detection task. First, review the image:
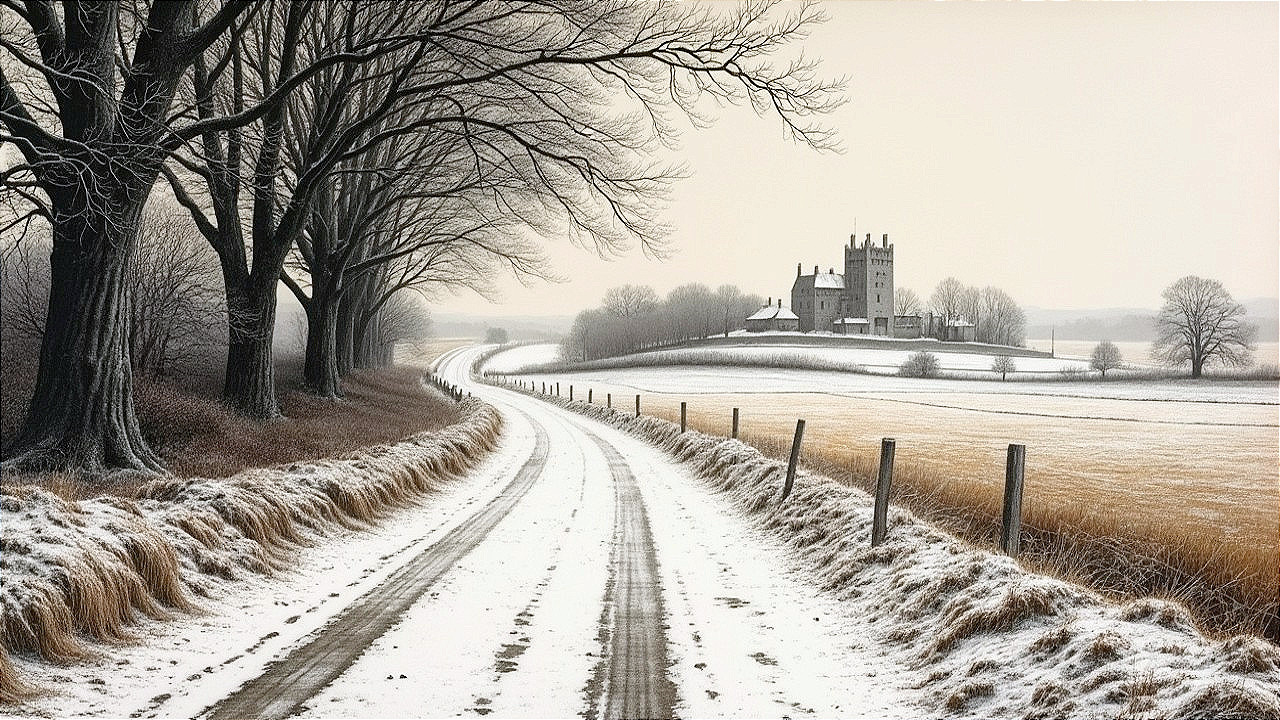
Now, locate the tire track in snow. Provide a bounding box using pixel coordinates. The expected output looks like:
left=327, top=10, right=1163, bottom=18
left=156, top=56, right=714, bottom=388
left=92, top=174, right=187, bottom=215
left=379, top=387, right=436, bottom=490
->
left=584, top=431, right=677, bottom=720
left=199, top=410, right=550, bottom=720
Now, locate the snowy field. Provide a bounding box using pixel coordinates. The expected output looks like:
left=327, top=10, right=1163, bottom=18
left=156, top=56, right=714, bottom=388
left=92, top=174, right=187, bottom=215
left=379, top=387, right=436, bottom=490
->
left=484, top=343, right=1280, bottom=615
left=497, top=339, right=1103, bottom=377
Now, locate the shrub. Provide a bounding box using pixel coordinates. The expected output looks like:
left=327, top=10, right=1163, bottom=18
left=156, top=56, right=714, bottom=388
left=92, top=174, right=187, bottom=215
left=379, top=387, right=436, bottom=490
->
left=899, top=351, right=940, bottom=378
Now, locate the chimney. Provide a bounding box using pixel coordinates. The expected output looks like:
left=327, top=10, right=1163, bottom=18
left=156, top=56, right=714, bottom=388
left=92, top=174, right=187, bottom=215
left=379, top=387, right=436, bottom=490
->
left=882, top=233, right=889, bottom=248
left=865, top=232, right=871, bottom=248
left=814, top=265, right=819, bottom=275
left=829, top=267, right=834, bottom=274
left=850, top=233, right=856, bottom=247
left=796, top=262, right=801, bottom=277
left=777, top=298, right=782, bottom=309
left=767, top=296, right=771, bottom=307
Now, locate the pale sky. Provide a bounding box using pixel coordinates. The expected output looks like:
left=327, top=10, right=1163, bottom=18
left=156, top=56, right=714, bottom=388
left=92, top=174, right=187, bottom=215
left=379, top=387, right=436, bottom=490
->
left=435, top=1, right=1279, bottom=318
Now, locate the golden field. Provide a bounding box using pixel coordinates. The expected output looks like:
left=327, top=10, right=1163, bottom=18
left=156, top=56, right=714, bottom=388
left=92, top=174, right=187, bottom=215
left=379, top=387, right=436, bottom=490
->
left=514, top=371, right=1279, bottom=640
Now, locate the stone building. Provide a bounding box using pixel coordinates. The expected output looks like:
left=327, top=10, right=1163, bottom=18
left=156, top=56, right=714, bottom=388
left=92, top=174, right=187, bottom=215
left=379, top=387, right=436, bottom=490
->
left=791, top=233, right=896, bottom=335
left=745, top=297, right=799, bottom=332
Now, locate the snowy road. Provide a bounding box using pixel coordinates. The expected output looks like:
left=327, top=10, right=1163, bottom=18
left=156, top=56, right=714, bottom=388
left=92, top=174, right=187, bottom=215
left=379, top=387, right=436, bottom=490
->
left=167, top=344, right=918, bottom=719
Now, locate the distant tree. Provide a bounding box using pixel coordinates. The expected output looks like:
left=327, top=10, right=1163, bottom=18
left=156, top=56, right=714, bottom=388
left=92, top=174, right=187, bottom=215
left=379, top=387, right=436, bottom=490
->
left=991, top=355, right=1016, bottom=381
left=485, top=328, right=510, bottom=345
left=602, top=285, right=660, bottom=319
left=978, top=287, right=1027, bottom=346
left=1090, top=341, right=1123, bottom=378
left=894, top=287, right=922, bottom=316
left=1152, top=276, right=1256, bottom=378
left=899, top=351, right=941, bottom=378
left=930, top=278, right=967, bottom=331
left=127, top=207, right=224, bottom=377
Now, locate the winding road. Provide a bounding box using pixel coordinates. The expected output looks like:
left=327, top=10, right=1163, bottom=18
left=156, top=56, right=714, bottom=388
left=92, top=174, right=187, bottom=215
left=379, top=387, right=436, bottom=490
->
left=181, top=345, right=915, bottom=719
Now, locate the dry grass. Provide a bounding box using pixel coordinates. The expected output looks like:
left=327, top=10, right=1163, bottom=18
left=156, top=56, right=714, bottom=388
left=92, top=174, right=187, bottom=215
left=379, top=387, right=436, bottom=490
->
left=2, top=336, right=461, bottom=496
left=526, top=375, right=1277, bottom=641
left=0, top=399, right=500, bottom=703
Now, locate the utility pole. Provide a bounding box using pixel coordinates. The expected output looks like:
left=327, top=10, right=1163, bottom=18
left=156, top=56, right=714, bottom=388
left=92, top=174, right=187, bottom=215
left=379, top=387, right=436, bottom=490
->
left=1051, top=326, right=1055, bottom=358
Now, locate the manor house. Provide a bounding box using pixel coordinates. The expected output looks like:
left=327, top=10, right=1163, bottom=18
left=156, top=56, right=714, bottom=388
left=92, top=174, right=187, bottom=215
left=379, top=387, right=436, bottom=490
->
left=783, top=232, right=974, bottom=340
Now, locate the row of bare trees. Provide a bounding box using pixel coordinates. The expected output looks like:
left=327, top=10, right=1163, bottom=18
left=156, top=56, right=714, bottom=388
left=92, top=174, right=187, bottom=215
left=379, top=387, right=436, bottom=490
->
left=562, top=283, right=765, bottom=361
left=926, top=277, right=1027, bottom=346
left=1, top=0, right=842, bottom=473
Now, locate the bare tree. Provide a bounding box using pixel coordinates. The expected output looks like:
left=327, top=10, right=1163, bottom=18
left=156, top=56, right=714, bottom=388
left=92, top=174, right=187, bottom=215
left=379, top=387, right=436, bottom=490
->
left=991, top=355, right=1015, bottom=381
left=1090, top=341, right=1123, bottom=378
left=894, top=287, right=921, bottom=316
left=978, top=286, right=1027, bottom=346
left=0, top=234, right=48, bottom=342
left=1152, top=276, right=1255, bottom=378
left=603, top=285, right=660, bottom=319
left=0, top=0, right=258, bottom=471
left=929, top=277, right=967, bottom=336
left=127, top=205, right=223, bottom=377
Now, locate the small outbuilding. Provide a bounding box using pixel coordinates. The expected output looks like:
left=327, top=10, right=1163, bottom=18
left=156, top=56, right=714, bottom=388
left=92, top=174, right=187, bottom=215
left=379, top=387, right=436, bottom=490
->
left=746, top=298, right=799, bottom=332
left=832, top=317, right=871, bottom=335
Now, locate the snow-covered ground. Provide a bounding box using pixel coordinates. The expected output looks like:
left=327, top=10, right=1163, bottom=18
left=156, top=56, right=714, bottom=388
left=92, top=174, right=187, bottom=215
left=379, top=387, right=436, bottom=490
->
left=490, top=343, right=1279, bottom=404
left=8, top=344, right=1277, bottom=719
left=3, top=415, right=526, bottom=719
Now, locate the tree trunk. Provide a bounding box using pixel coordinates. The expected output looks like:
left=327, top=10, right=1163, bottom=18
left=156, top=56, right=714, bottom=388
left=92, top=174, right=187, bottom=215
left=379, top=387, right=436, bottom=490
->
left=4, top=205, right=162, bottom=473
left=222, top=283, right=281, bottom=418
left=303, top=286, right=343, bottom=398
left=1191, top=356, right=1203, bottom=379
left=336, top=294, right=357, bottom=376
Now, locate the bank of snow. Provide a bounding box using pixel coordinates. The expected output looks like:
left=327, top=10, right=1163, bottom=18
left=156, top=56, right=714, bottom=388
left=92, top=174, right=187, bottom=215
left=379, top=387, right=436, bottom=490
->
left=0, top=395, right=501, bottom=703
left=507, top=388, right=1280, bottom=720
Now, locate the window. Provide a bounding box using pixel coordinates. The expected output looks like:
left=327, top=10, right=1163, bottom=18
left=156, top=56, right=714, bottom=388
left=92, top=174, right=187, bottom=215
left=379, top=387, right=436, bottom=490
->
left=820, top=301, right=825, bottom=310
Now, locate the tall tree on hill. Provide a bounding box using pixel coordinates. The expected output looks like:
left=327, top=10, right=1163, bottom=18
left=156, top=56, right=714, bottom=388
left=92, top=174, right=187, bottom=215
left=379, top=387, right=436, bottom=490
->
left=1152, top=276, right=1255, bottom=378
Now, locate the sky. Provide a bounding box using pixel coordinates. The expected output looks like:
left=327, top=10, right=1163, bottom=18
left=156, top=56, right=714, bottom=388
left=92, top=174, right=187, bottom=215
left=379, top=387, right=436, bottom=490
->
left=433, top=1, right=1279, bottom=318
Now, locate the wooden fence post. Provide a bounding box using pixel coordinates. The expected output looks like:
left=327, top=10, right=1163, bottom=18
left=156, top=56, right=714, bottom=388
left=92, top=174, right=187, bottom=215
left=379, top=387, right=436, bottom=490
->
left=588, top=389, right=593, bottom=403
left=680, top=402, right=687, bottom=432
left=779, top=419, right=806, bottom=502
left=731, top=407, right=739, bottom=439
left=607, top=393, right=612, bottom=408
left=872, top=439, right=895, bottom=546
left=542, top=381, right=546, bottom=394
left=1001, top=444, right=1026, bottom=557
left=569, top=385, right=573, bottom=401
left=635, top=394, right=641, bottom=418
left=556, top=382, right=560, bottom=397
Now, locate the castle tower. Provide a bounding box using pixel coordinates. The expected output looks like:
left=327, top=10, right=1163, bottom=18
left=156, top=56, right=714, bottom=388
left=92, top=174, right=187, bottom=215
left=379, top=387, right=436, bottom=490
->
left=844, top=232, right=894, bottom=336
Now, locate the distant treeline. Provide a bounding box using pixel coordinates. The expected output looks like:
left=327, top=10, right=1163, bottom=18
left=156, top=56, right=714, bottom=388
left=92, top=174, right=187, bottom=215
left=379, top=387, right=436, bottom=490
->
left=1030, top=314, right=1279, bottom=342
left=561, top=285, right=764, bottom=361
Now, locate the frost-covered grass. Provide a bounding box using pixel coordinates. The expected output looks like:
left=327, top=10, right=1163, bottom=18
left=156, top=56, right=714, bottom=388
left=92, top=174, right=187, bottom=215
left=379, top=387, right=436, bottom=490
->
left=484, top=340, right=1279, bottom=643
left=497, top=384, right=1280, bottom=718
left=653, top=393, right=1277, bottom=643
left=0, top=396, right=501, bottom=702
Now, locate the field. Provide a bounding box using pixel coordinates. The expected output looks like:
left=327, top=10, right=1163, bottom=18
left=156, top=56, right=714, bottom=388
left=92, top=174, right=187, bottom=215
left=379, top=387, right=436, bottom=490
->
left=489, top=343, right=1280, bottom=639
left=1027, top=339, right=1280, bottom=368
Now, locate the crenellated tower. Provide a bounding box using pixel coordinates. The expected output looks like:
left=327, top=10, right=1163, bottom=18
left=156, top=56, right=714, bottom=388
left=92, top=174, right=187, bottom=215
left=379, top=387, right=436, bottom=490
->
left=843, top=233, right=895, bottom=336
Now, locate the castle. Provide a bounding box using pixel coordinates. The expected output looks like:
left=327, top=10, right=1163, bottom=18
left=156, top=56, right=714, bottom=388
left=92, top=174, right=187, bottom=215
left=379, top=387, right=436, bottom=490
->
left=768, top=231, right=974, bottom=341
left=791, top=232, right=896, bottom=335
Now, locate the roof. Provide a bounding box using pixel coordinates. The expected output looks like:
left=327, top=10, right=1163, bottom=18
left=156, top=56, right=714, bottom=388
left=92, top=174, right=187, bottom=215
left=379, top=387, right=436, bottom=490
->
left=747, top=305, right=799, bottom=321
left=814, top=273, right=844, bottom=289
left=791, top=272, right=844, bottom=291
